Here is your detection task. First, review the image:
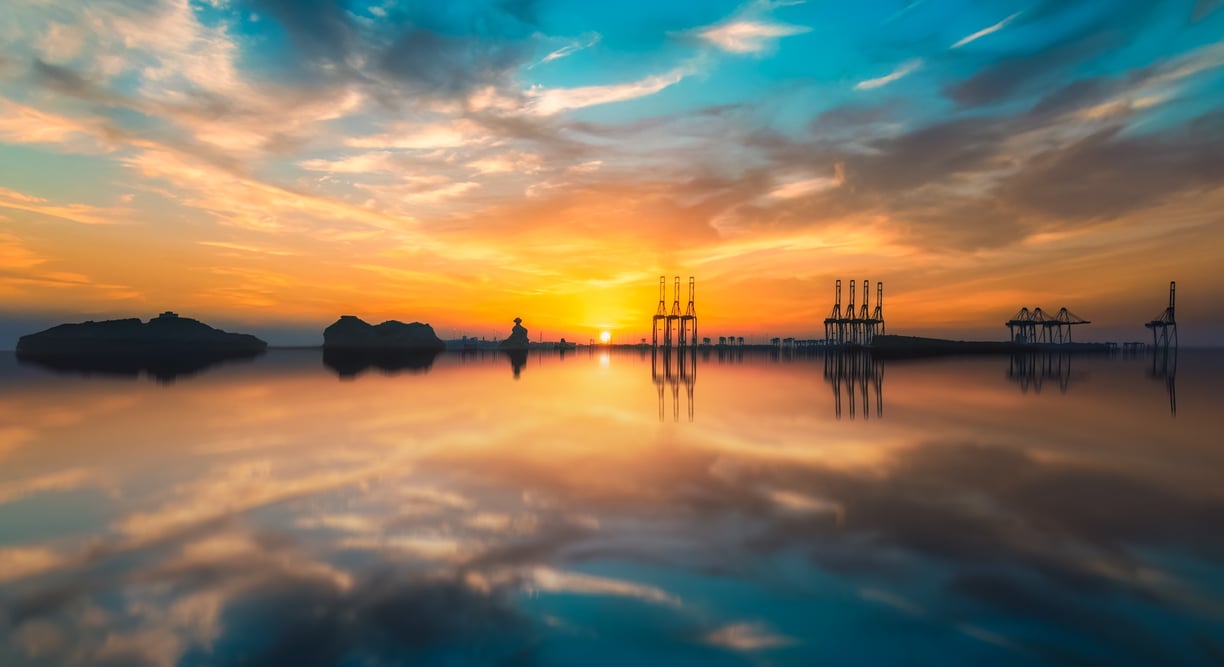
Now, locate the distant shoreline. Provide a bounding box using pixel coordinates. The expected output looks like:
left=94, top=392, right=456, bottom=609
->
left=4, top=345, right=1223, bottom=355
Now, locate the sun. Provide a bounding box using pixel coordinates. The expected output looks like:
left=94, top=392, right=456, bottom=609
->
left=599, top=331, right=611, bottom=344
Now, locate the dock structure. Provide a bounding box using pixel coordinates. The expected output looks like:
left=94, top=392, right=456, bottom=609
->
left=769, top=337, right=825, bottom=356
left=1145, top=281, right=1177, bottom=350
left=823, top=279, right=885, bottom=347
left=651, top=276, right=667, bottom=348
left=651, top=276, right=698, bottom=349
left=847, top=279, right=858, bottom=343
left=680, top=277, right=697, bottom=348
left=667, top=276, right=682, bottom=347
left=824, top=280, right=844, bottom=346
left=1121, top=341, right=1147, bottom=356
left=871, top=281, right=885, bottom=338
left=1006, top=307, right=1090, bottom=343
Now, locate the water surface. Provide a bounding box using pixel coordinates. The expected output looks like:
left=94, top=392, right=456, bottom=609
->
left=0, top=348, right=1220, bottom=666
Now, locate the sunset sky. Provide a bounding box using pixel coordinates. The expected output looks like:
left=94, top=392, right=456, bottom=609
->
left=2, top=0, right=1223, bottom=347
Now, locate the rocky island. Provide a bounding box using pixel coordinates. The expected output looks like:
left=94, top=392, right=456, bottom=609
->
left=16, top=311, right=267, bottom=381
left=322, top=316, right=445, bottom=378
left=323, top=315, right=446, bottom=351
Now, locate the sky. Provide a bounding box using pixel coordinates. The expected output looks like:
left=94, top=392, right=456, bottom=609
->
left=1, top=0, right=1223, bottom=347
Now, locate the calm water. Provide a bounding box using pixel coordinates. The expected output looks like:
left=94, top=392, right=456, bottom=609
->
left=0, top=348, right=1220, bottom=666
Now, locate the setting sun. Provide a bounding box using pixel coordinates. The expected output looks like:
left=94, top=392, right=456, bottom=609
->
left=599, top=331, right=612, bottom=344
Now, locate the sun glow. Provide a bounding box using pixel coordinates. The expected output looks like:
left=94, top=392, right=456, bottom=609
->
left=599, top=331, right=611, bottom=344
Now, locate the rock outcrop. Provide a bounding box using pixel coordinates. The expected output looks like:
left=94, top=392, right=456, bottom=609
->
left=323, top=315, right=446, bottom=351
left=498, top=317, right=530, bottom=350
left=15, top=312, right=267, bottom=381
left=17, top=311, right=267, bottom=356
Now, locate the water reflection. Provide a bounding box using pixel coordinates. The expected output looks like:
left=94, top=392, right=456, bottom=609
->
left=651, top=348, right=695, bottom=422
left=503, top=349, right=529, bottom=379
left=322, top=348, right=440, bottom=378
left=14, top=348, right=263, bottom=383
left=0, top=350, right=1221, bottom=666
left=824, top=351, right=883, bottom=420
left=1006, top=352, right=1074, bottom=394
left=1148, top=347, right=1178, bottom=416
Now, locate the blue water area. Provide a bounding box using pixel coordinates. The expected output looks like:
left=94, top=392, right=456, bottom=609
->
left=0, top=349, right=1220, bottom=666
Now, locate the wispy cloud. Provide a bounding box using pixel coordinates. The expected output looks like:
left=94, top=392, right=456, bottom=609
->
left=346, top=120, right=491, bottom=150
left=0, top=468, right=101, bottom=505
left=196, top=241, right=300, bottom=256
left=688, top=0, right=810, bottom=55
left=529, top=567, right=682, bottom=606
left=0, top=186, right=130, bottom=225
left=951, top=12, right=1022, bottom=49
left=704, top=622, right=796, bottom=650
left=0, top=99, right=114, bottom=151
left=0, top=546, right=68, bottom=584
left=768, top=163, right=845, bottom=199
left=0, top=232, right=46, bottom=270
left=696, top=20, right=811, bottom=54
left=854, top=59, right=922, bottom=90
left=356, top=179, right=481, bottom=205
left=885, top=0, right=926, bottom=24
left=532, top=33, right=600, bottom=67
left=467, top=151, right=543, bottom=175
left=299, top=151, right=400, bottom=174
left=527, top=65, right=694, bottom=114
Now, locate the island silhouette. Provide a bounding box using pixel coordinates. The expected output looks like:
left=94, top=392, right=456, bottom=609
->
left=320, top=315, right=445, bottom=378
left=322, top=315, right=446, bottom=351
left=15, top=311, right=267, bottom=382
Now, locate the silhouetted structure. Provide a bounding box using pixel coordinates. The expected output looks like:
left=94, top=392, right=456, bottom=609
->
left=871, top=281, right=885, bottom=337
left=651, top=276, right=698, bottom=349
left=824, top=279, right=844, bottom=345
left=1121, top=342, right=1147, bottom=356
left=667, top=276, right=681, bottom=347
left=824, top=279, right=884, bottom=346
left=847, top=279, right=857, bottom=343
left=770, top=337, right=824, bottom=357
left=1145, top=281, right=1177, bottom=351
left=681, top=276, right=697, bottom=348
left=1005, top=307, right=1090, bottom=343
left=15, top=312, right=266, bottom=383
left=652, top=276, right=667, bottom=348
left=499, top=317, right=531, bottom=350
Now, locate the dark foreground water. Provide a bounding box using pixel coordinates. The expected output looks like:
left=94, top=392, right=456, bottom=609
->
left=0, top=348, right=1220, bottom=666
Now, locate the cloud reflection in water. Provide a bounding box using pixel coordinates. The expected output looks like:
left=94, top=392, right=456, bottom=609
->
left=0, top=350, right=1221, bottom=666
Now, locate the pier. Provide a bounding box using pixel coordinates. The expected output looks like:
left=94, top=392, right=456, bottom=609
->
left=1005, top=307, right=1090, bottom=343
